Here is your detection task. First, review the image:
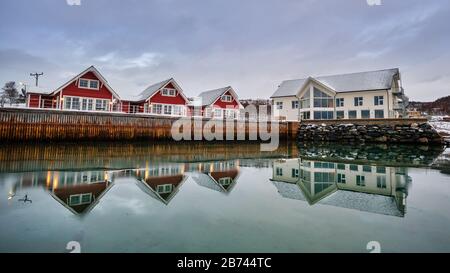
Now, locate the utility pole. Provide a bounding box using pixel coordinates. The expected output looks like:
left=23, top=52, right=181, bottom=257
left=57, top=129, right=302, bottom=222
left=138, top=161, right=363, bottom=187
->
left=30, top=72, right=44, bottom=87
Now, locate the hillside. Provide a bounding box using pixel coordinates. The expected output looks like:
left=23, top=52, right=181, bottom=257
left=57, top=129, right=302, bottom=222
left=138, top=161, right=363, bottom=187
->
left=409, top=96, right=450, bottom=115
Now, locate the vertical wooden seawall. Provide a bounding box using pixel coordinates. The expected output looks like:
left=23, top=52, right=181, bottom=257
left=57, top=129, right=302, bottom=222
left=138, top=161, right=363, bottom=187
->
left=0, top=108, right=298, bottom=142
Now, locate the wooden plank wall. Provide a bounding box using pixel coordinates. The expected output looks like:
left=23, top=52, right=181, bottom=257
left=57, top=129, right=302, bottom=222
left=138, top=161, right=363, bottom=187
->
left=0, top=108, right=297, bottom=142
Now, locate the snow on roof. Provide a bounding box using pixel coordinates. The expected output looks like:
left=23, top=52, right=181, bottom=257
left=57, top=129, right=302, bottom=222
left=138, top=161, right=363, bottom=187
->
left=26, top=86, right=52, bottom=95
left=320, top=190, right=404, bottom=217
left=132, top=78, right=173, bottom=102
left=196, top=86, right=231, bottom=106
left=271, top=68, right=399, bottom=98
left=192, top=173, right=225, bottom=193
left=271, top=181, right=306, bottom=201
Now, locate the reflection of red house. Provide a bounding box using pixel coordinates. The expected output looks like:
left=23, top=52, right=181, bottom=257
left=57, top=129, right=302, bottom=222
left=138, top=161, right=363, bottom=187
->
left=190, top=86, right=243, bottom=119
left=193, top=168, right=240, bottom=194
left=27, top=66, right=121, bottom=111
left=134, top=166, right=187, bottom=205
left=49, top=180, right=113, bottom=215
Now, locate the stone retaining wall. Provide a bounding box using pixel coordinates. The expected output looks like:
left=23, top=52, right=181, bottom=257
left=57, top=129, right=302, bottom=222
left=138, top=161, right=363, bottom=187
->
left=298, top=122, right=443, bottom=144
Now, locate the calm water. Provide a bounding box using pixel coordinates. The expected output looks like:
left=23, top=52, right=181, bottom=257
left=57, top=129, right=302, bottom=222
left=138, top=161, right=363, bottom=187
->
left=0, top=142, right=449, bottom=253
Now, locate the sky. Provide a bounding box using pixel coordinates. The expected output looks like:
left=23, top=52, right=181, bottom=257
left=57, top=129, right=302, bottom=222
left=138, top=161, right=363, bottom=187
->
left=0, top=0, right=449, bottom=101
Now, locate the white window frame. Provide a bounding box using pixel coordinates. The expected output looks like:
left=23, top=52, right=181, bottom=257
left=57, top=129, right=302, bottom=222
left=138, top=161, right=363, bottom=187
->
left=156, top=184, right=173, bottom=194
left=64, top=96, right=109, bottom=111
left=374, top=95, right=384, bottom=106
left=78, top=78, right=100, bottom=90
left=162, top=88, right=176, bottom=97
left=213, top=108, right=223, bottom=118
left=218, top=177, right=232, bottom=186
left=69, top=193, right=92, bottom=206
left=221, top=95, right=232, bottom=102
left=276, top=101, right=283, bottom=110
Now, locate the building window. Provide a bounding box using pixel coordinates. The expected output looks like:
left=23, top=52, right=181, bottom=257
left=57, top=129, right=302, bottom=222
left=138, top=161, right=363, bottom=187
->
left=336, top=98, right=344, bottom=107
left=350, top=164, right=359, bottom=171
left=79, top=79, right=89, bottom=88
left=95, top=99, right=108, bottom=111
left=292, top=168, right=299, bottom=178
left=313, top=88, right=333, bottom=108
left=276, top=167, right=283, bottom=176
left=337, top=163, right=345, bottom=170
left=218, top=177, right=232, bottom=186
left=173, top=105, right=184, bottom=116
left=361, top=110, right=370, bottom=119
left=78, top=78, right=99, bottom=90
left=337, top=173, right=346, bottom=183
left=156, top=184, right=173, bottom=194
left=221, top=95, right=232, bottom=102
left=354, top=97, right=363, bottom=106
left=162, top=88, right=176, bottom=96
left=374, top=96, right=384, bottom=106
left=376, top=166, right=386, bottom=174
left=213, top=108, right=222, bottom=118
left=377, top=176, right=387, bottom=188
left=89, top=80, right=99, bottom=89
left=292, top=100, right=299, bottom=109
left=69, top=193, right=92, bottom=206
left=313, top=111, right=334, bottom=120
left=153, top=104, right=162, bottom=114
left=224, top=109, right=235, bottom=119
left=375, top=110, right=384, bottom=118
left=276, top=101, right=283, bottom=110
left=301, top=111, right=310, bottom=120
left=363, top=165, right=372, bottom=172
left=64, top=97, right=81, bottom=110
left=356, top=175, right=365, bottom=186
left=163, top=105, right=172, bottom=115
left=300, top=91, right=310, bottom=108
left=336, top=111, right=345, bottom=119
left=348, top=110, right=357, bottom=119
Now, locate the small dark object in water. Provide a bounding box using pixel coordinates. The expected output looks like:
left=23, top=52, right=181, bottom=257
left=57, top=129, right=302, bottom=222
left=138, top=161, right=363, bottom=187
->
left=18, top=194, right=32, bottom=203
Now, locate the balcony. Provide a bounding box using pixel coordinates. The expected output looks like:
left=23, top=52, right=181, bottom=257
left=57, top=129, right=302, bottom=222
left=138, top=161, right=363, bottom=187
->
left=392, top=87, right=404, bottom=95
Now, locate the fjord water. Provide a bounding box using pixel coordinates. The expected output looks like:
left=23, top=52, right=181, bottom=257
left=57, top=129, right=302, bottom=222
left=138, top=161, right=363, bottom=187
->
left=0, top=142, right=449, bottom=253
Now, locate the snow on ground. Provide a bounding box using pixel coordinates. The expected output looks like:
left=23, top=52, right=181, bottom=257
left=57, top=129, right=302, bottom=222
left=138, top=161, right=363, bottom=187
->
left=429, top=116, right=450, bottom=136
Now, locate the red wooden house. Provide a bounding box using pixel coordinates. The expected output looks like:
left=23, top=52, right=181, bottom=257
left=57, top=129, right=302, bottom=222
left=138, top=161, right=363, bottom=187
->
left=120, top=78, right=190, bottom=116
left=190, top=86, right=243, bottom=119
left=26, top=66, right=121, bottom=112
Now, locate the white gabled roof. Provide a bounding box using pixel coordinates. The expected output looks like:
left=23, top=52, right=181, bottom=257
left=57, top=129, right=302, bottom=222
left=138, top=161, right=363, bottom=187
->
left=123, top=78, right=188, bottom=102
left=196, top=86, right=243, bottom=108
left=53, top=66, right=121, bottom=99
left=271, top=68, right=399, bottom=98
left=27, top=66, right=121, bottom=99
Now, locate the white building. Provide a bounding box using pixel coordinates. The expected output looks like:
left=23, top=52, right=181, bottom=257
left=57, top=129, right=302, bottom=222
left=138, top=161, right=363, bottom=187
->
left=270, top=68, right=409, bottom=121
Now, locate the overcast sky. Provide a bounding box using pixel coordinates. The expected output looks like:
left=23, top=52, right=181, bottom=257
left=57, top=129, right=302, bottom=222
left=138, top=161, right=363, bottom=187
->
left=0, top=0, right=449, bottom=101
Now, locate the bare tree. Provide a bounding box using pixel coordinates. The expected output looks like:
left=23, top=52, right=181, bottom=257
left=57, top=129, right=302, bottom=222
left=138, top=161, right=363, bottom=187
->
left=1, top=81, right=19, bottom=106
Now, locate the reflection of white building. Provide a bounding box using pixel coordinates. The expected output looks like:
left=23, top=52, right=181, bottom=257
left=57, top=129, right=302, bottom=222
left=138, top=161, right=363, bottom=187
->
left=271, top=158, right=410, bottom=217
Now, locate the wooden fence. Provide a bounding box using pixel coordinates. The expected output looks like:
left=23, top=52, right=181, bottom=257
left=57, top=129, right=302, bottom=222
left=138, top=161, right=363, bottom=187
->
left=0, top=108, right=298, bottom=142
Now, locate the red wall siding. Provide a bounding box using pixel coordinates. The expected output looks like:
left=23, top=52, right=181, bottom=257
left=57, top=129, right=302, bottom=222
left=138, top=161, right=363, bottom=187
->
left=121, top=101, right=130, bottom=113
left=28, top=94, right=40, bottom=108
left=213, top=91, right=239, bottom=108
left=60, top=72, right=114, bottom=100
left=149, top=82, right=187, bottom=105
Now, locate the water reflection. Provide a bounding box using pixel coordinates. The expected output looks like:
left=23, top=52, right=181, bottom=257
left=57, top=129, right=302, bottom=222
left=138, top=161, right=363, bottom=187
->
left=271, top=159, right=409, bottom=217
left=11, top=171, right=114, bottom=215
left=2, top=142, right=447, bottom=219
left=191, top=160, right=240, bottom=194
